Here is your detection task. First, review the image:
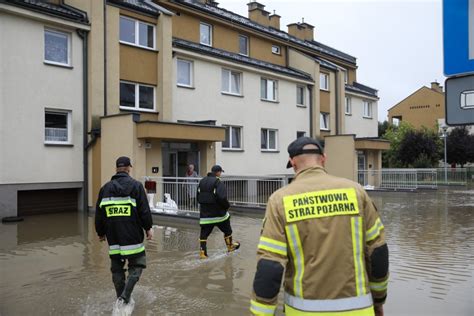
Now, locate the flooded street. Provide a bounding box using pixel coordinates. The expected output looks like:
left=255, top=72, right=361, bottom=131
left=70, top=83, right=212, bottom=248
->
left=1, top=188, right=473, bottom=315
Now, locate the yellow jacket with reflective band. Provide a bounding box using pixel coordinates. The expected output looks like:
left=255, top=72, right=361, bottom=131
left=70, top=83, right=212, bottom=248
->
left=251, top=167, right=388, bottom=315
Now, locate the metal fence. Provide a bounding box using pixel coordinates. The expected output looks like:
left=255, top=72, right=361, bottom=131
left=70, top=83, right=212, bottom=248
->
left=357, top=169, right=437, bottom=190
left=435, top=168, right=467, bottom=185
left=142, top=176, right=289, bottom=213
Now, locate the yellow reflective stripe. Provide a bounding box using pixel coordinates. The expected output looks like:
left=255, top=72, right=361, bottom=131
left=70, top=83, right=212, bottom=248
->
left=108, top=244, right=145, bottom=256
left=250, top=300, right=276, bottom=315
left=286, top=224, right=304, bottom=297
left=258, top=237, right=287, bottom=256
left=285, top=304, right=375, bottom=316
left=351, top=217, right=367, bottom=296
left=199, top=212, right=230, bottom=224
left=366, top=218, right=384, bottom=242
left=369, top=278, right=389, bottom=291
left=99, top=197, right=137, bottom=207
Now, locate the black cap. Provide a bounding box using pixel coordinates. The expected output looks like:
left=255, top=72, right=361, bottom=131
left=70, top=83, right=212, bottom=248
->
left=211, top=165, right=224, bottom=173
left=116, top=156, right=132, bottom=168
left=286, top=137, right=323, bottom=168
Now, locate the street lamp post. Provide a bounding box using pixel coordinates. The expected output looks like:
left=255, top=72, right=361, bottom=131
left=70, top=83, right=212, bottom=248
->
left=440, top=123, right=448, bottom=184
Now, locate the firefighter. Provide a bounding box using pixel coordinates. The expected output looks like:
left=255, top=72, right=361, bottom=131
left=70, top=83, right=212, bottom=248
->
left=95, top=156, right=153, bottom=305
left=250, top=137, right=389, bottom=316
left=197, top=165, right=240, bottom=259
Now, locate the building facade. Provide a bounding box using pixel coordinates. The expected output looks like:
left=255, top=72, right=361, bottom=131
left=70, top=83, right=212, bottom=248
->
left=0, top=1, right=89, bottom=217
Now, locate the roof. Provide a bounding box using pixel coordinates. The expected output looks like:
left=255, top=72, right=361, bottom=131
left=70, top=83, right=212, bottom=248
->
left=387, top=86, right=444, bottom=112
left=2, top=0, right=88, bottom=24
left=108, top=0, right=172, bottom=16
left=346, top=82, right=378, bottom=98
left=173, top=38, right=313, bottom=81
left=173, top=0, right=357, bottom=65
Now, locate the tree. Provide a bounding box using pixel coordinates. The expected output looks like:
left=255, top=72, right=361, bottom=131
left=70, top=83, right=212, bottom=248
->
left=378, top=120, right=392, bottom=139
left=382, top=122, right=413, bottom=167
left=395, top=129, right=441, bottom=168
left=446, top=127, right=474, bottom=167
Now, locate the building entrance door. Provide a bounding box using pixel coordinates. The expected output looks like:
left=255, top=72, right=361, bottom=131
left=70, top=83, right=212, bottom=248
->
left=358, top=153, right=367, bottom=185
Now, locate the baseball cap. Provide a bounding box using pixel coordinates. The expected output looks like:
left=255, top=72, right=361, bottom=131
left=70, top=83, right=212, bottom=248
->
left=286, top=137, right=324, bottom=168
left=116, top=156, right=132, bottom=168
left=211, top=165, right=224, bottom=173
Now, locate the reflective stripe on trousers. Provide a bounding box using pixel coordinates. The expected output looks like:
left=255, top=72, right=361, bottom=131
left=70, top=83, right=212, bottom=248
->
left=285, top=224, right=304, bottom=297
left=109, top=243, right=145, bottom=256
left=199, top=212, right=230, bottom=225
left=250, top=299, right=276, bottom=315
left=285, top=292, right=374, bottom=315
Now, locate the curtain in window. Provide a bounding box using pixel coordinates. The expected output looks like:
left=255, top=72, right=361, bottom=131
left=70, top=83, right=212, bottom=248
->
left=45, top=31, right=68, bottom=64
left=231, top=73, right=240, bottom=94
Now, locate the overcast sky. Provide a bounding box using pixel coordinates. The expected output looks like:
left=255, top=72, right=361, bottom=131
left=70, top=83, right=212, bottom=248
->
left=217, top=0, right=445, bottom=122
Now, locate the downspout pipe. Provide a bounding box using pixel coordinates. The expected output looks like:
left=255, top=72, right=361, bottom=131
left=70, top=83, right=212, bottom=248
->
left=335, top=70, right=339, bottom=135
left=103, top=0, right=108, bottom=116
left=307, top=85, right=313, bottom=138
left=77, top=29, right=89, bottom=213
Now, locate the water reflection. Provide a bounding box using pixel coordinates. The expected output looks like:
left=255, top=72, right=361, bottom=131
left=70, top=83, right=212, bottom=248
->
left=0, top=188, right=473, bottom=315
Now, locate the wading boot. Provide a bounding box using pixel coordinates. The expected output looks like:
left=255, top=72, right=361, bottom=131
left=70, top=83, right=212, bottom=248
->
left=200, top=239, right=208, bottom=259
left=224, top=235, right=240, bottom=253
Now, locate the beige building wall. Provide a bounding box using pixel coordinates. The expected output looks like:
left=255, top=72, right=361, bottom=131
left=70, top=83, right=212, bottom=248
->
left=388, top=86, right=445, bottom=129
left=0, top=11, right=85, bottom=184
left=345, top=92, right=379, bottom=138
left=324, top=135, right=356, bottom=181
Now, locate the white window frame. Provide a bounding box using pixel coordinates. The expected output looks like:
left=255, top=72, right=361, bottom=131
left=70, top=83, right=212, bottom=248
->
left=363, top=101, right=373, bottom=118
left=221, top=68, right=242, bottom=96
left=297, top=131, right=306, bottom=138
left=320, top=73, right=329, bottom=91
left=271, top=45, right=281, bottom=55
left=44, top=28, right=71, bottom=67
left=120, top=80, right=156, bottom=112
left=345, top=96, right=352, bottom=115
left=119, top=16, right=156, bottom=50
left=222, top=125, right=243, bottom=150
left=239, top=34, right=249, bottom=56
left=261, top=78, right=278, bottom=102
left=44, top=109, right=72, bottom=145
left=296, top=85, right=306, bottom=107
left=177, top=58, right=194, bottom=88
left=261, top=128, right=278, bottom=151
left=200, top=22, right=213, bottom=46
left=320, top=113, right=330, bottom=130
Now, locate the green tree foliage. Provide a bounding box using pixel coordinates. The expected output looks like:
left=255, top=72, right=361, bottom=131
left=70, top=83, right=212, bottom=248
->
left=382, top=122, right=442, bottom=168
left=446, top=127, right=474, bottom=167
left=378, top=120, right=392, bottom=138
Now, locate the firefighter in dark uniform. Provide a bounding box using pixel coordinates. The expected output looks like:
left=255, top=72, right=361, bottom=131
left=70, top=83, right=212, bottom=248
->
left=95, top=156, right=153, bottom=304
left=197, top=165, right=240, bottom=259
left=250, top=137, right=389, bottom=316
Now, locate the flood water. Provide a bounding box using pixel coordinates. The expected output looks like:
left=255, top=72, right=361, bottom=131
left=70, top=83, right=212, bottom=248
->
left=0, top=188, right=473, bottom=315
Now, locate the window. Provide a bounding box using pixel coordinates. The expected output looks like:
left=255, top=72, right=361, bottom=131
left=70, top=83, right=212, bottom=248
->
left=239, top=35, right=249, bottom=56
left=261, top=128, right=278, bottom=151
left=222, top=125, right=242, bottom=150
left=261, top=78, right=278, bottom=101
left=119, top=16, right=155, bottom=49
left=320, top=73, right=329, bottom=91
left=177, top=59, right=193, bottom=87
left=44, top=29, right=70, bottom=66
left=345, top=97, right=352, bottom=115
left=296, top=85, right=305, bottom=106
left=297, top=131, right=306, bottom=138
left=120, top=81, right=155, bottom=111
left=200, top=22, right=212, bottom=46
left=221, top=69, right=242, bottom=95
left=45, top=110, right=71, bottom=144
left=363, top=101, right=372, bottom=118
left=320, top=113, right=330, bottom=130
left=271, top=45, right=281, bottom=55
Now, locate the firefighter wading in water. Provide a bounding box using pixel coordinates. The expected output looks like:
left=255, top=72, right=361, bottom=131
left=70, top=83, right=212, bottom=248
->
left=250, top=137, right=389, bottom=316
left=95, top=156, right=153, bottom=305
left=197, top=165, right=240, bottom=259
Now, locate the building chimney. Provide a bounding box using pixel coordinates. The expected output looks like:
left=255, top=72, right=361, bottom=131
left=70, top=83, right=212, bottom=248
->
left=247, top=1, right=271, bottom=27
left=287, top=19, right=314, bottom=41
left=431, top=81, right=443, bottom=93
left=269, top=11, right=280, bottom=29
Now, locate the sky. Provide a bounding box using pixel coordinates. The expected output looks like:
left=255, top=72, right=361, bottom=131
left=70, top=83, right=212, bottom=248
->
left=217, top=0, right=445, bottom=122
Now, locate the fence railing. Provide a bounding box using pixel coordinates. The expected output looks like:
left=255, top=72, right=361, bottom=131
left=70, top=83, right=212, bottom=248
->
left=435, top=168, right=467, bottom=185
left=142, top=176, right=289, bottom=213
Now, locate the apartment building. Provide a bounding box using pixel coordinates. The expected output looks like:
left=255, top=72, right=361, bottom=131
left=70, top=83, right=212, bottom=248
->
left=0, top=0, right=89, bottom=218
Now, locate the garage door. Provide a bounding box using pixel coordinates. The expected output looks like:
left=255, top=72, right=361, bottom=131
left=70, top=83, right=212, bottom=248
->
left=18, top=189, right=79, bottom=216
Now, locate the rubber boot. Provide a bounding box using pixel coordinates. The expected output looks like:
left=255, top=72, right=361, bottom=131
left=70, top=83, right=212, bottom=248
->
left=112, top=271, right=126, bottom=299
left=224, top=235, right=240, bottom=253
left=119, top=266, right=142, bottom=304
left=200, top=239, right=208, bottom=259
